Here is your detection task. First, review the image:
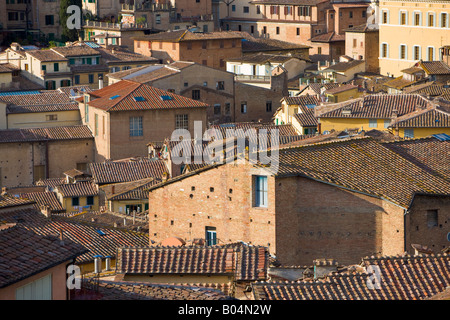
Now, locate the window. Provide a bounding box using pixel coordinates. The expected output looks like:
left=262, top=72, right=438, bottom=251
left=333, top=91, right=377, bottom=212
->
left=53, top=63, right=59, bottom=72
left=266, top=101, right=272, bottom=112
left=86, top=57, right=92, bottom=65
left=276, top=26, right=280, bottom=34
left=76, top=162, right=87, bottom=171
left=130, top=116, right=143, bottom=136
left=87, top=196, right=94, bottom=206
left=16, top=274, right=52, bottom=300
left=414, top=12, right=421, bottom=26
left=426, top=210, right=438, bottom=228
left=428, top=13, right=435, bottom=27
left=251, top=25, right=255, bottom=34
left=175, top=114, right=188, bottom=130
left=187, top=42, right=192, bottom=50
left=384, top=119, right=390, bottom=129
left=404, top=128, right=414, bottom=139
left=46, top=114, right=57, bottom=121
left=349, top=11, right=353, bottom=18
left=318, top=47, right=322, bottom=55
left=205, top=226, right=217, bottom=246
left=216, top=81, right=225, bottom=90
left=441, top=13, right=448, bottom=28
left=220, top=59, right=225, bottom=68
left=256, top=5, right=260, bottom=14
left=88, top=74, right=94, bottom=83
left=192, top=89, right=200, bottom=100
left=263, top=26, right=267, bottom=34
left=353, top=39, right=357, bottom=48
left=369, top=119, right=377, bottom=128
left=285, top=6, right=292, bottom=15
left=232, top=4, right=235, bottom=12
left=413, top=45, right=420, bottom=60
left=72, top=197, right=80, bottom=206
left=400, top=44, right=407, bottom=59
left=254, top=175, right=268, bottom=207
left=155, top=14, right=161, bottom=24
left=214, top=104, right=221, bottom=115
left=296, top=28, right=300, bottom=35
left=381, top=43, right=388, bottom=58
left=202, top=41, right=207, bottom=49
left=427, top=46, right=435, bottom=60
left=400, top=11, right=407, bottom=25
left=362, top=10, right=366, bottom=18
left=241, top=101, right=247, bottom=114
left=243, top=6, right=249, bottom=13
left=270, top=5, right=279, bottom=15
left=382, top=11, right=388, bottom=24
left=225, top=103, right=231, bottom=114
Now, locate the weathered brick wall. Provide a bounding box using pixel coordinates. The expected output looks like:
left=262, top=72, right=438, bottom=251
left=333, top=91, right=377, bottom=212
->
left=406, top=195, right=450, bottom=254
left=275, top=176, right=405, bottom=265
left=148, top=162, right=277, bottom=250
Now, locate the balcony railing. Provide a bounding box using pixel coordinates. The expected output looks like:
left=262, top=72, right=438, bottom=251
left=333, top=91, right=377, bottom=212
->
left=235, top=74, right=271, bottom=82
left=121, top=2, right=173, bottom=12
left=84, top=20, right=149, bottom=30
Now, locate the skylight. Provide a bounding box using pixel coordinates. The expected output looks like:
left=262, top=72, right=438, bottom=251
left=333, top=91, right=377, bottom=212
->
left=133, top=96, right=146, bottom=102
left=110, top=95, right=120, bottom=100
left=160, top=95, right=173, bottom=101
left=306, top=104, right=316, bottom=109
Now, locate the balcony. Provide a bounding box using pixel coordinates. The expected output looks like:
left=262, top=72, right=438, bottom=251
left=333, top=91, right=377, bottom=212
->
left=121, top=2, right=173, bottom=12
left=235, top=74, right=271, bottom=82
left=84, top=20, right=149, bottom=30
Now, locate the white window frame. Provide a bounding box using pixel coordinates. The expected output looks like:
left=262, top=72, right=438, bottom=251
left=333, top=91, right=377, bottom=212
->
left=427, top=12, right=436, bottom=27
left=381, top=10, right=389, bottom=24
left=440, top=12, right=449, bottom=28
left=369, top=119, right=378, bottom=128
left=254, top=175, right=268, bottom=208
left=413, top=11, right=422, bottom=26
left=427, top=46, right=435, bottom=61
left=413, top=45, right=421, bottom=60
left=381, top=42, right=389, bottom=58
left=399, top=44, right=407, bottom=60
left=399, top=10, right=408, bottom=25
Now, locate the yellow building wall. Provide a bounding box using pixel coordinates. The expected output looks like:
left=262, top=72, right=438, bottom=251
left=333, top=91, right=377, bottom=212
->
left=62, top=195, right=99, bottom=213
left=397, top=127, right=450, bottom=139
left=378, top=0, right=450, bottom=77
left=326, top=88, right=360, bottom=103
left=319, top=117, right=391, bottom=132
left=109, top=199, right=149, bottom=214
left=7, top=110, right=81, bottom=129
left=0, top=72, right=12, bottom=86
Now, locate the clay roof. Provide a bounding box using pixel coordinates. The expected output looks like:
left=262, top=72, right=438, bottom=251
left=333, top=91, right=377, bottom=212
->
left=55, top=181, right=98, bottom=198
left=226, top=52, right=300, bottom=64
left=318, top=94, right=431, bottom=119
left=51, top=44, right=100, bottom=58
left=250, top=0, right=328, bottom=5
left=0, top=208, right=149, bottom=263
left=241, top=36, right=311, bottom=53
left=282, top=95, right=320, bottom=127
left=309, top=31, right=345, bottom=43
left=96, top=47, right=157, bottom=64
left=18, top=192, right=65, bottom=213
left=26, top=49, right=68, bottom=62
left=89, top=159, right=167, bottom=185
left=265, top=138, right=450, bottom=208
left=252, top=253, right=450, bottom=300
left=0, top=194, right=35, bottom=209
left=0, top=223, right=87, bottom=288
left=100, top=177, right=156, bottom=201
left=304, top=82, right=340, bottom=95
left=321, top=60, right=365, bottom=72
left=420, top=61, right=450, bottom=75
left=324, top=83, right=358, bottom=95
left=85, top=280, right=234, bottom=300
left=344, top=24, right=379, bottom=33
left=135, top=30, right=244, bottom=42
left=403, top=82, right=450, bottom=96
left=86, top=80, right=208, bottom=112
left=390, top=106, right=450, bottom=128
left=383, top=136, right=450, bottom=182
left=116, top=246, right=235, bottom=275
left=0, top=125, right=94, bottom=143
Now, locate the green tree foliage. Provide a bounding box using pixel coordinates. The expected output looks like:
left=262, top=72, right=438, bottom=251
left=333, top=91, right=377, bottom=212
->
left=60, top=0, right=82, bottom=42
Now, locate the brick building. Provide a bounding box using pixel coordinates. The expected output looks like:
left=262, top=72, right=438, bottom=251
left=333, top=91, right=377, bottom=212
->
left=77, top=79, right=209, bottom=161
left=133, top=29, right=244, bottom=70
left=344, top=24, right=379, bottom=73
left=146, top=137, right=450, bottom=265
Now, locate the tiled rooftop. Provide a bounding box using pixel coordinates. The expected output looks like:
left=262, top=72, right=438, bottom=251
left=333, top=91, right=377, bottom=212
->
left=18, top=191, right=65, bottom=213
left=26, top=49, right=68, bottom=62
left=226, top=52, right=301, bottom=64
left=0, top=194, right=35, bottom=209
left=0, top=208, right=150, bottom=263
left=389, top=106, right=450, bottom=128
left=86, top=80, right=209, bottom=112
left=100, top=177, right=156, bottom=201
left=252, top=253, right=450, bottom=300
left=51, top=44, right=100, bottom=58
left=0, top=223, right=87, bottom=288
left=383, top=136, right=450, bottom=181
left=318, top=94, right=431, bottom=119
left=420, top=61, right=450, bottom=75
left=322, top=59, right=365, bottom=72
left=309, top=31, right=345, bottom=43
left=55, top=181, right=98, bottom=198
left=135, top=30, right=244, bottom=42
left=89, top=159, right=167, bottom=185
left=263, top=138, right=450, bottom=208
left=0, top=126, right=94, bottom=143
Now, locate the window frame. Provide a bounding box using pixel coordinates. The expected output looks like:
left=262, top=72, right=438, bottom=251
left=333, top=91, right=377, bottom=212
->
left=254, top=175, right=268, bottom=208
left=129, top=116, right=143, bottom=137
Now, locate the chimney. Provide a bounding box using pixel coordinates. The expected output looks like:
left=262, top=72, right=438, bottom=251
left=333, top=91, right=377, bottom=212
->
left=411, top=243, right=433, bottom=256
left=59, top=229, right=65, bottom=245
left=391, top=109, right=398, bottom=118
left=40, top=205, right=52, bottom=218
left=105, top=256, right=112, bottom=271
left=313, top=259, right=339, bottom=279
left=98, top=75, right=104, bottom=89
left=1, top=187, right=7, bottom=195
left=94, top=255, right=103, bottom=273
left=111, top=185, right=115, bottom=194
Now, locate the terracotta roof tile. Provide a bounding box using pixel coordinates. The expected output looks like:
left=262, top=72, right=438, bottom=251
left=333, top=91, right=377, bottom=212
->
left=0, top=126, right=93, bottom=143
left=87, top=80, right=209, bottom=112
left=0, top=194, right=35, bottom=209
left=18, top=192, right=65, bottom=213
left=252, top=253, right=450, bottom=300
left=420, top=61, right=450, bottom=75
left=390, top=106, right=450, bottom=128
left=26, top=49, right=68, bottom=62
left=0, top=223, right=87, bottom=288
left=89, top=159, right=167, bottom=185
left=55, top=181, right=98, bottom=198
